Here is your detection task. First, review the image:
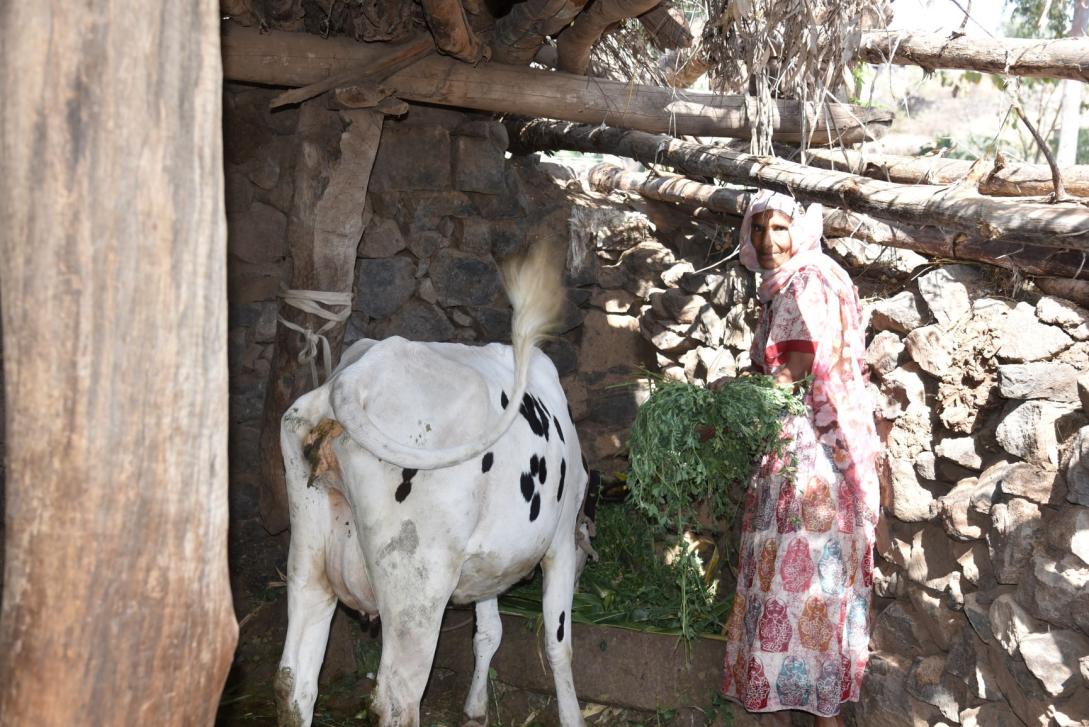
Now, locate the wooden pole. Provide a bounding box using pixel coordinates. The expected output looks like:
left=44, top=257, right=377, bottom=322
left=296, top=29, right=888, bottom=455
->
left=507, top=119, right=1089, bottom=252
left=0, top=2, right=237, bottom=724
left=556, top=0, right=662, bottom=74
left=256, top=106, right=383, bottom=533
left=797, top=146, right=1089, bottom=198
left=857, top=30, right=1089, bottom=83
left=587, top=164, right=1089, bottom=279
left=221, top=24, right=893, bottom=143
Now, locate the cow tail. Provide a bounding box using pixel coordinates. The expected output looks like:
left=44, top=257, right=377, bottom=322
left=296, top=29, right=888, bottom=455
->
left=329, top=242, right=564, bottom=470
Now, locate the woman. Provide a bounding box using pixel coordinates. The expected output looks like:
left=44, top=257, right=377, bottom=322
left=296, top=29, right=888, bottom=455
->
left=720, top=190, right=880, bottom=726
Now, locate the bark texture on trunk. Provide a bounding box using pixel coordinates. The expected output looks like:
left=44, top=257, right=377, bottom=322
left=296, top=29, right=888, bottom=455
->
left=638, top=5, right=693, bottom=50
left=0, top=2, right=237, bottom=724
left=587, top=163, right=1089, bottom=279
left=509, top=119, right=1089, bottom=252
left=491, top=0, right=590, bottom=64
left=857, top=30, right=1089, bottom=82
left=421, top=0, right=489, bottom=62
left=256, top=106, right=382, bottom=534
left=222, top=24, right=891, bottom=143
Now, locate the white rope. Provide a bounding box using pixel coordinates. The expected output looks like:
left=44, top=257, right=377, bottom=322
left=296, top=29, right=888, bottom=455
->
left=278, top=286, right=353, bottom=387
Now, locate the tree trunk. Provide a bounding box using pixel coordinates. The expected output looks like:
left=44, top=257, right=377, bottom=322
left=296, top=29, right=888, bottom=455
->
left=857, top=30, right=1089, bottom=82
left=257, top=106, right=382, bottom=534
left=556, top=0, right=662, bottom=74
left=0, top=2, right=237, bottom=725
left=1056, top=1, right=1089, bottom=165
left=587, top=163, right=1089, bottom=279
left=222, top=24, right=892, bottom=143
left=796, top=146, right=1089, bottom=197
left=507, top=119, right=1089, bottom=252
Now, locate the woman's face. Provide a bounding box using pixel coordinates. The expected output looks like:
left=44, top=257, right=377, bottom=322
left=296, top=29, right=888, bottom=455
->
left=750, top=209, right=794, bottom=270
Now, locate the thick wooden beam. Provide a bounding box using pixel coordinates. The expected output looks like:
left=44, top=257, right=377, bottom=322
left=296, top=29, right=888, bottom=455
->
left=221, top=24, right=892, bottom=142
left=0, top=1, right=237, bottom=724
left=257, top=106, right=382, bottom=533
left=638, top=5, right=693, bottom=50
left=421, top=0, right=489, bottom=62
left=491, top=0, right=589, bottom=65
left=798, top=147, right=1089, bottom=198
left=587, top=163, right=1089, bottom=280
left=508, top=119, right=1089, bottom=253
left=857, top=31, right=1089, bottom=83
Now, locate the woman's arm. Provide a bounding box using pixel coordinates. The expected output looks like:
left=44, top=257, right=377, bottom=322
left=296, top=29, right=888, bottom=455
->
left=774, top=351, right=814, bottom=386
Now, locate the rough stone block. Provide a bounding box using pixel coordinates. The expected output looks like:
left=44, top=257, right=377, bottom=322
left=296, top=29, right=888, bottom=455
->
left=1019, top=630, right=1089, bottom=697
left=996, top=400, right=1075, bottom=467
left=1037, top=295, right=1089, bottom=340
left=429, top=249, right=501, bottom=307
left=917, top=265, right=978, bottom=327
left=905, top=324, right=954, bottom=377
left=1022, top=552, right=1089, bottom=631
left=935, top=436, right=982, bottom=471
left=987, top=498, right=1043, bottom=584
left=358, top=216, right=406, bottom=258
left=988, top=593, right=1046, bottom=657
left=998, top=462, right=1065, bottom=505
left=1065, top=426, right=1089, bottom=506
left=881, top=456, right=937, bottom=522
left=995, top=301, right=1073, bottom=362
left=1045, top=505, right=1089, bottom=566
left=998, top=361, right=1080, bottom=402
left=354, top=257, right=416, bottom=319
left=370, top=126, right=452, bottom=191
left=867, top=330, right=906, bottom=378
left=938, top=477, right=988, bottom=540
left=228, top=201, right=288, bottom=264
left=577, top=311, right=645, bottom=373
left=871, top=291, right=929, bottom=334
left=452, top=135, right=509, bottom=195
left=374, top=299, right=454, bottom=341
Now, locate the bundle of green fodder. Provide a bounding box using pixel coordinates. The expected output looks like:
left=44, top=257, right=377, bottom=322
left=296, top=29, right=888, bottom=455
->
left=627, top=374, right=807, bottom=536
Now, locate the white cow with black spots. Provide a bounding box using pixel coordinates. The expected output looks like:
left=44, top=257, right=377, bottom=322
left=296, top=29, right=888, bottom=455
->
left=275, top=244, right=590, bottom=727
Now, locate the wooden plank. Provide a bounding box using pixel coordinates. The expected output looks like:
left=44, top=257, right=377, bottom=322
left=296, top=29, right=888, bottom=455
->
left=256, top=106, right=382, bottom=533
left=0, top=1, right=236, bottom=723
left=858, top=30, right=1089, bottom=83
left=508, top=119, right=1089, bottom=253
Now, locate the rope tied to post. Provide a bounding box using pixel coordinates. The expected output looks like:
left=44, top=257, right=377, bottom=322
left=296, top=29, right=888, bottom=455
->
left=278, top=286, right=353, bottom=387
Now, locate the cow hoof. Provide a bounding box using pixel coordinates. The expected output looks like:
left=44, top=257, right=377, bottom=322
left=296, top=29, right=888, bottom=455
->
left=461, top=716, right=487, bottom=727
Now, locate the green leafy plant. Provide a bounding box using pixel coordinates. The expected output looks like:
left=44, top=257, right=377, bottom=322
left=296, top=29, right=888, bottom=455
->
left=626, top=375, right=807, bottom=536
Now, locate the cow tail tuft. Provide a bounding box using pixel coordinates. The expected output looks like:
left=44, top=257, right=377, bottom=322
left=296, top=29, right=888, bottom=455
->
left=503, top=241, right=565, bottom=377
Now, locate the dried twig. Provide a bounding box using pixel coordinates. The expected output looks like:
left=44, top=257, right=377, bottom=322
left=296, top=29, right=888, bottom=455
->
left=1012, top=100, right=1070, bottom=203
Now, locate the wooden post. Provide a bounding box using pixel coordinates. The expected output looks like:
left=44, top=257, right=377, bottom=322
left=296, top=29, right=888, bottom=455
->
left=0, top=2, right=236, bottom=725
left=257, top=107, right=383, bottom=534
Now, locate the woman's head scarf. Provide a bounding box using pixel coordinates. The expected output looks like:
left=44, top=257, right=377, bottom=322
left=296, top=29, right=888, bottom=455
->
left=738, top=190, right=829, bottom=302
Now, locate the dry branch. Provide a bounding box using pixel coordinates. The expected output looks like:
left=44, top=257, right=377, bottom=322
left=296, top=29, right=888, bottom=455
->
left=638, top=5, right=693, bottom=50
left=586, top=163, right=1089, bottom=279
left=797, top=147, right=1089, bottom=198
left=421, top=0, right=489, bottom=62
left=491, top=0, right=589, bottom=64
left=222, top=25, right=891, bottom=142
left=857, top=31, right=1089, bottom=82
left=508, top=119, right=1089, bottom=252
left=556, top=0, right=662, bottom=74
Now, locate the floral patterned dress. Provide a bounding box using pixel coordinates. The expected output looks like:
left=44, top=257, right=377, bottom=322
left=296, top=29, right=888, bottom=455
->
left=721, top=265, right=880, bottom=717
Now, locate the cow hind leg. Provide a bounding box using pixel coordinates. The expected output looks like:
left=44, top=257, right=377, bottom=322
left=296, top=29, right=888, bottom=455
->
left=275, top=527, right=337, bottom=727
left=462, top=597, right=502, bottom=725
left=541, top=535, right=586, bottom=727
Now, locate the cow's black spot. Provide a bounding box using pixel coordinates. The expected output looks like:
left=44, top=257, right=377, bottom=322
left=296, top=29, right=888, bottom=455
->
left=520, top=472, right=535, bottom=502
left=557, top=459, right=566, bottom=501
left=538, top=457, right=547, bottom=485
left=554, top=415, right=565, bottom=442
left=519, top=393, right=550, bottom=440
left=529, top=493, right=541, bottom=522
left=482, top=452, right=494, bottom=473
left=395, top=469, right=417, bottom=502
left=501, top=391, right=509, bottom=409
left=530, top=454, right=540, bottom=476
left=557, top=612, right=566, bottom=642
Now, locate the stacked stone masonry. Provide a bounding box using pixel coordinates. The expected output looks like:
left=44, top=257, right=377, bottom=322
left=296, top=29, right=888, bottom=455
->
left=223, top=89, right=1089, bottom=725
